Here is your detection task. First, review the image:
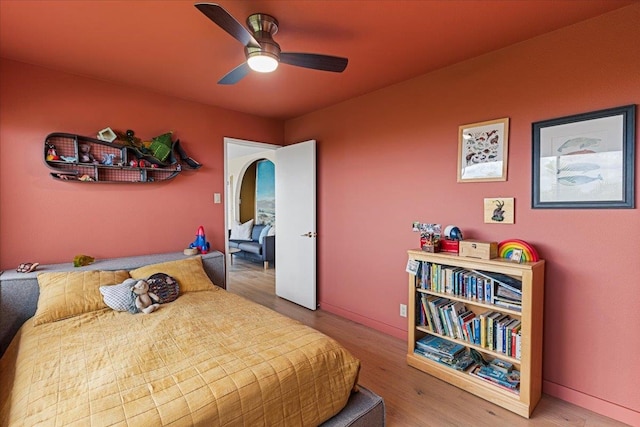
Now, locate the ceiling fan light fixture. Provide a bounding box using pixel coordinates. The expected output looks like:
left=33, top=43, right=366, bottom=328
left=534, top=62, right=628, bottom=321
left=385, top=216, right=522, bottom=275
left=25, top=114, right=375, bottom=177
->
left=247, top=53, right=279, bottom=73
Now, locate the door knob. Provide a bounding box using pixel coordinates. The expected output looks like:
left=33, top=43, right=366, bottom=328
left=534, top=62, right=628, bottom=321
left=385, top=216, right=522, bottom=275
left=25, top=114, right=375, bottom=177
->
left=300, top=232, right=317, bottom=237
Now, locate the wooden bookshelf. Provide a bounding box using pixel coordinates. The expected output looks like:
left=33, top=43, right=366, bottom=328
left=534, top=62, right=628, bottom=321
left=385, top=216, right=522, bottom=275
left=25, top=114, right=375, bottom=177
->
left=406, top=249, right=545, bottom=418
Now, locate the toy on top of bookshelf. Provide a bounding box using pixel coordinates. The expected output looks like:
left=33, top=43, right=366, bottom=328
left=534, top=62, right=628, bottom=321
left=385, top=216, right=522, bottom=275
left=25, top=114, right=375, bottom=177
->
left=444, top=225, right=463, bottom=240
left=412, top=222, right=442, bottom=252
left=441, top=225, right=463, bottom=253
left=498, top=239, right=539, bottom=262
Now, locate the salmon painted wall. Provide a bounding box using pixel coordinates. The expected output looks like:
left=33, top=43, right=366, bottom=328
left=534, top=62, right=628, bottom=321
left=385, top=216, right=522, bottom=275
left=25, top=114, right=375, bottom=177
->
left=0, top=59, right=283, bottom=271
left=285, top=5, right=640, bottom=425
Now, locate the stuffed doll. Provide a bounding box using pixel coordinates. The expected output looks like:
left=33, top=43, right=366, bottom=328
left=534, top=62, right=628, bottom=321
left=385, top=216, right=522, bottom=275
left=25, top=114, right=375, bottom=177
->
left=132, top=279, right=160, bottom=314
left=79, top=143, right=97, bottom=163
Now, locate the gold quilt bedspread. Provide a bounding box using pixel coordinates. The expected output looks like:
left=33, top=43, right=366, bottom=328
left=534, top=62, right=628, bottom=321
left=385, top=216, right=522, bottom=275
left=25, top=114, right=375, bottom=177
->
left=0, top=290, right=360, bottom=426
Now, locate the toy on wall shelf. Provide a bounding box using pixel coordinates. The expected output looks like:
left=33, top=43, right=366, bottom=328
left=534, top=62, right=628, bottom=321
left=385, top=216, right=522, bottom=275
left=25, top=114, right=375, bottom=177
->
left=46, top=143, right=60, bottom=161
left=189, top=225, right=210, bottom=254
left=79, top=143, right=97, bottom=164
left=101, top=153, right=116, bottom=165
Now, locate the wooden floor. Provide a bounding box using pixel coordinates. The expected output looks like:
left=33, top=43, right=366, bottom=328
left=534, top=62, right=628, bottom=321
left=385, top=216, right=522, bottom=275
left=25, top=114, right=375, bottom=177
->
left=226, top=258, right=628, bottom=427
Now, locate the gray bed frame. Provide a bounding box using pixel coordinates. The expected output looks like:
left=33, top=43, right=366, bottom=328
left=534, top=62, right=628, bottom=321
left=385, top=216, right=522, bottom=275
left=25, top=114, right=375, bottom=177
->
left=0, top=251, right=384, bottom=426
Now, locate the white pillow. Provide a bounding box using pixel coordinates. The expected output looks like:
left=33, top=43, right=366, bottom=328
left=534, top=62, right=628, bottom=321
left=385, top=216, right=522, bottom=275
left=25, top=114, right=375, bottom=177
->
left=267, top=225, right=275, bottom=236
left=230, top=219, right=254, bottom=240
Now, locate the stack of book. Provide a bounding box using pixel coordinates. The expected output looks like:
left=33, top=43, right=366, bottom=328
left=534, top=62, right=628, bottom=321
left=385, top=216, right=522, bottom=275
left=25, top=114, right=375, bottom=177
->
left=474, top=270, right=522, bottom=311
left=469, top=358, right=521, bottom=394
left=414, top=335, right=475, bottom=371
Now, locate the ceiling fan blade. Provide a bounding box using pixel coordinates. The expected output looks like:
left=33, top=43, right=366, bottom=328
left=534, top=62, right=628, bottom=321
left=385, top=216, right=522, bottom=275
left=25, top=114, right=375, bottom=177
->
left=280, top=53, right=348, bottom=73
left=195, top=3, right=260, bottom=48
left=218, top=62, right=251, bottom=85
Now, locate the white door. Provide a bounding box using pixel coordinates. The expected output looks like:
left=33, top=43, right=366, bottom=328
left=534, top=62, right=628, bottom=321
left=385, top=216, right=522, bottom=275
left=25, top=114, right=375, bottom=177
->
left=275, top=140, right=317, bottom=310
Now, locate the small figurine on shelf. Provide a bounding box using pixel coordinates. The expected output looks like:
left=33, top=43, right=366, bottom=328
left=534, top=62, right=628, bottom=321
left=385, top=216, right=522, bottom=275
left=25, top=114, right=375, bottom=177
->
left=79, top=143, right=97, bottom=164
left=441, top=225, right=463, bottom=253
left=444, top=225, right=463, bottom=241
left=189, top=225, right=210, bottom=254
left=412, top=222, right=441, bottom=252
left=101, top=153, right=116, bottom=166
left=46, top=143, right=60, bottom=161
left=421, top=232, right=440, bottom=253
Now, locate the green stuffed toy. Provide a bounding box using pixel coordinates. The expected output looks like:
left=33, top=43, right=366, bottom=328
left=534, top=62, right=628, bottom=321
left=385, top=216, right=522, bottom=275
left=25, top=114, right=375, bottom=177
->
left=73, top=254, right=95, bottom=267
left=149, top=132, right=173, bottom=162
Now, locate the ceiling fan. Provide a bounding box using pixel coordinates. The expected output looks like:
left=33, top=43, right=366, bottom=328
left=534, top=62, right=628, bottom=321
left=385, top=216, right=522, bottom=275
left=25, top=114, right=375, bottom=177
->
left=195, top=2, right=348, bottom=85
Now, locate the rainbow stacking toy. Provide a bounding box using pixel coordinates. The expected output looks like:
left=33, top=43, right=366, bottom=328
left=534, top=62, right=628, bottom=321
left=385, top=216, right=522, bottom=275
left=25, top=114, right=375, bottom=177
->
left=498, top=239, right=539, bottom=262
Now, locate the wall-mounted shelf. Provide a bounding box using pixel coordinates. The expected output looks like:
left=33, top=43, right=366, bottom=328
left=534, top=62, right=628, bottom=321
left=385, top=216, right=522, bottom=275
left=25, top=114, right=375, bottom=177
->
left=43, top=132, right=200, bottom=183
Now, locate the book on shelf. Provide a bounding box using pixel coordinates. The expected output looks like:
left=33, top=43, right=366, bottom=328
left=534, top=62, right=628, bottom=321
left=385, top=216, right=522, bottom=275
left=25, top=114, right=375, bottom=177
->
left=493, top=297, right=522, bottom=312
left=490, top=358, right=514, bottom=373
left=510, top=322, right=522, bottom=358
left=448, top=301, right=467, bottom=340
left=416, top=335, right=465, bottom=359
left=427, top=296, right=449, bottom=335
left=473, top=270, right=522, bottom=295
left=420, top=261, right=431, bottom=289
left=496, top=316, right=516, bottom=354
left=495, top=285, right=522, bottom=302
left=479, top=311, right=491, bottom=348
left=413, top=347, right=476, bottom=371
left=477, top=365, right=520, bottom=389
left=459, top=311, right=476, bottom=343
left=416, top=297, right=425, bottom=327
left=472, top=317, right=481, bottom=345
left=420, top=295, right=436, bottom=332
left=486, top=311, right=504, bottom=350
left=469, top=365, right=520, bottom=395
left=503, top=319, right=520, bottom=355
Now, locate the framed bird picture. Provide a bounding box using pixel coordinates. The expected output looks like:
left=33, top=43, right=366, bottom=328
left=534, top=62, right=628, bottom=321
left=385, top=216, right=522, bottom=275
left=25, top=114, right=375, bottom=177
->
left=458, top=118, right=509, bottom=182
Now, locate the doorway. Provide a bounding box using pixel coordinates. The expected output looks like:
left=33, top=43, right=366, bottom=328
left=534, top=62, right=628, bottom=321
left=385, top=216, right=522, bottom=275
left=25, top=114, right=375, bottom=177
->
left=224, top=138, right=280, bottom=288
left=224, top=138, right=318, bottom=310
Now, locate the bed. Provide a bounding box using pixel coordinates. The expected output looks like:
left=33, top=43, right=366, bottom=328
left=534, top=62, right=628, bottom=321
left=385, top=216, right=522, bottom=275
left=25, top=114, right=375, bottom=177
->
left=0, top=252, right=385, bottom=426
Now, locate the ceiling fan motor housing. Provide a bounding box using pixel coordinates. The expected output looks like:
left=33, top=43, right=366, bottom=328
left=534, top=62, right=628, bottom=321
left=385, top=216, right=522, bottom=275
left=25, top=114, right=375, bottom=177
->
left=245, top=13, right=281, bottom=62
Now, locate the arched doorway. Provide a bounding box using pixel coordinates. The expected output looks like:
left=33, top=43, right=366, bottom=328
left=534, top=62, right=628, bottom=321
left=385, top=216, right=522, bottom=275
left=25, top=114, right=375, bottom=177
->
left=238, top=159, right=275, bottom=225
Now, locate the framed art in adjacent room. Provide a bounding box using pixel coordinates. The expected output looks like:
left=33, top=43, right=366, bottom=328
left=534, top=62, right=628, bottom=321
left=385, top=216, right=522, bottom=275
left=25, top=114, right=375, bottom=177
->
left=458, top=117, right=509, bottom=182
left=532, top=104, right=636, bottom=209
